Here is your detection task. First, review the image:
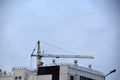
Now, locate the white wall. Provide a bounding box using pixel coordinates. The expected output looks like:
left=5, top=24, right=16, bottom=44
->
left=28, top=75, right=52, bottom=80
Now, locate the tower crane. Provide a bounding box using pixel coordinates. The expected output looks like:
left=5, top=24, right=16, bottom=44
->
left=31, top=41, right=94, bottom=67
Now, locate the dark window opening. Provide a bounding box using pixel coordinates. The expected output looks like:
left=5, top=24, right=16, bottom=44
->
left=80, top=76, right=95, bottom=80
left=80, top=76, right=86, bottom=80
left=70, top=75, right=74, bottom=80
left=19, top=76, right=22, bottom=79
left=15, top=76, right=18, bottom=80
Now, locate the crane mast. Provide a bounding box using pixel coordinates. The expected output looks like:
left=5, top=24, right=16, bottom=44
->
left=36, top=41, right=43, bottom=66
left=31, top=41, right=94, bottom=67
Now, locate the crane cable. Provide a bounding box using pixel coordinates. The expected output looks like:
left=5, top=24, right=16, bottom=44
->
left=40, top=41, right=75, bottom=54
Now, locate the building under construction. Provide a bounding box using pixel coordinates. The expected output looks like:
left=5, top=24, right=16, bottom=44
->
left=0, top=41, right=105, bottom=80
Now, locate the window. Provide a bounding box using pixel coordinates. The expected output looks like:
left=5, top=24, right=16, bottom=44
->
left=80, top=76, right=86, bottom=80
left=70, top=76, right=74, bottom=80
left=15, top=76, right=18, bottom=80
left=15, top=76, right=22, bottom=80
left=87, top=78, right=95, bottom=80
left=19, top=76, right=22, bottom=80
left=80, top=76, right=95, bottom=80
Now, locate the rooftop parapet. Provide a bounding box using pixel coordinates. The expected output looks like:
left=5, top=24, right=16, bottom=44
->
left=69, top=64, right=104, bottom=76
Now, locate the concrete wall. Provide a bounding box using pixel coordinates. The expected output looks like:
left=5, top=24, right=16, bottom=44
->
left=12, top=68, right=33, bottom=80
left=28, top=75, right=52, bottom=80
left=0, top=76, right=13, bottom=80
left=60, top=66, right=68, bottom=80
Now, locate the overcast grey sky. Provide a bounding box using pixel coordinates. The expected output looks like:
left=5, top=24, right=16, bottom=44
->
left=0, top=0, right=120, bottom=80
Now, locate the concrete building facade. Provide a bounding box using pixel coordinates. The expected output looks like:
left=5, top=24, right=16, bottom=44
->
left=0, top=64, right=105, bottom=80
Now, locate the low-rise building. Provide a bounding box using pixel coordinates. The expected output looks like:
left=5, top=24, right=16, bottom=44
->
left=0, top=63, right=105, bottom=80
